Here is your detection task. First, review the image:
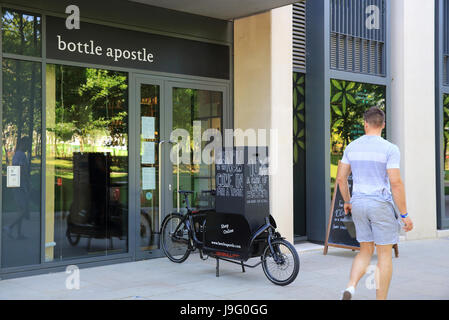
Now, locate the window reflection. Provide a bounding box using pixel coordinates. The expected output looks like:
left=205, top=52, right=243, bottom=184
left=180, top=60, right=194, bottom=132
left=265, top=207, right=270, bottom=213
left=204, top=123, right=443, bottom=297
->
left=1, top=58, right=42, bottom=268
left=172, top=88, right=222, bottom=211
left=330, top=80, right=386, bottom=195
left=2, top=9, right=41, bottom=57
left=46, top=64, right=128, bottom=261
left=443, top=94, right=449, bottom=219
left=140, top=84, right=160, bottom=251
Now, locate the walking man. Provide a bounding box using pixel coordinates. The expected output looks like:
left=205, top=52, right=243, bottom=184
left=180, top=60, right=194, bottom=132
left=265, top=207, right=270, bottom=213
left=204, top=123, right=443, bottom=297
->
left=336, top=107, right=414, bottom=300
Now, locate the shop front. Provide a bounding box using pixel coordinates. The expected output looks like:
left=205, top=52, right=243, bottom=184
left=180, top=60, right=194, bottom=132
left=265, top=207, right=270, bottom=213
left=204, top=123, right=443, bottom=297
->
left=0, top=2, right=232, bottom=278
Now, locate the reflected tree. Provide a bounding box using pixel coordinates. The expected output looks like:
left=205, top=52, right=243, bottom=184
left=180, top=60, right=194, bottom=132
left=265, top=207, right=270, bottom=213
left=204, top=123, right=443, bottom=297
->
left=2, top=9, right=41, bottom=56
left=443, top=94, right=449, bottom=172
left=49, top=66, right=128, bottom=155
left=2, top=10, right=42, bottom=166
left=330, top=79, right=386, bottom=153
left=330, top=79, right=386, bottom=195
left=2, top=59, right=41, bottom=167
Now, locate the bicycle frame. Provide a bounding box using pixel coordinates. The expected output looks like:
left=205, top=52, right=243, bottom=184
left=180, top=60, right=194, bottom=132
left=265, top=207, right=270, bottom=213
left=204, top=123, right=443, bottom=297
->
left=161, top=190, right=300, bottom=286
left=167, top=209, right=283, bottom=265
left=166, top=209, right=205, bottom=248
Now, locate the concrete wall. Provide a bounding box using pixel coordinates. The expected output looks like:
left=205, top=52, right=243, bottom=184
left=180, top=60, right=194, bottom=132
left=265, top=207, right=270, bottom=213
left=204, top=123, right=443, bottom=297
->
left=391, top=0, right=438, bottom=240
left=234, top=6, right=294, bottom=242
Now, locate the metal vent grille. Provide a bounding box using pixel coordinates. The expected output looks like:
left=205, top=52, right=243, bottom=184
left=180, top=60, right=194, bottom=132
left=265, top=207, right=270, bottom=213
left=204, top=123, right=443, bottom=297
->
left=329, top=0, right=386, bottom=76
left=445, top=57, right=449, bottom=86
left=293, top=1, right=306, bottom=73
left=443, top=0, right=449, bottom=85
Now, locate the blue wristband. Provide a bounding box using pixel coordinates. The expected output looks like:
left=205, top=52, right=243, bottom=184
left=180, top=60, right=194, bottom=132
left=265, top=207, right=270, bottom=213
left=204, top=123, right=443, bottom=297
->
left=400, top=213, right=409, bottom=219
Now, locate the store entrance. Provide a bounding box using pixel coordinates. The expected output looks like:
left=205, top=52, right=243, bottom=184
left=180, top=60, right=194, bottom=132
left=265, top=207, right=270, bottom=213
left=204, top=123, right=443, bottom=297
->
left=135, top=76, right=225, bottom=259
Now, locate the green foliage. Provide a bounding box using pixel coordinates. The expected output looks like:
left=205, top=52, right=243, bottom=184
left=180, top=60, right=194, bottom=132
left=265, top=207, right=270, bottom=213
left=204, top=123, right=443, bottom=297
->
left=330, top=79, right=386, bottom=154
left=2, top=9, right=41, bottom=57
left=2, top=58, right=42, bottom=166
left=293, top=73, right=306, bottom=165
left=49, top=65, right=128, bottom=152
left=443, top=94, right=449, bottom=172
left=47, top=122, right=76, bottom=143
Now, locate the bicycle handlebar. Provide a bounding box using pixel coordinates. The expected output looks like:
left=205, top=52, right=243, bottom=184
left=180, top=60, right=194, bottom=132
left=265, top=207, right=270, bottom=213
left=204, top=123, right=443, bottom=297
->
left=201, top=190, right=216, bottom=196
left=177, top=189, right=216, bottom=195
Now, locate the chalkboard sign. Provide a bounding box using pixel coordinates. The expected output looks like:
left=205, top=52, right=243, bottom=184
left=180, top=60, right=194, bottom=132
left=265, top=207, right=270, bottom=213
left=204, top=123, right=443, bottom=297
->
left=205, top=147, right=269, bottom=259
left=324, top=173, right=360, bottom=253
left=214, top=146, right=269, bottom=233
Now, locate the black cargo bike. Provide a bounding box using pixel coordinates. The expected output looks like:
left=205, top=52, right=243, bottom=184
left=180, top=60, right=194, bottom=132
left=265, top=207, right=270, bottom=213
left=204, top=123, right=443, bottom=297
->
left=160, top=147, right=300, bottom=286
left=160, top=190, right=299, bottom=286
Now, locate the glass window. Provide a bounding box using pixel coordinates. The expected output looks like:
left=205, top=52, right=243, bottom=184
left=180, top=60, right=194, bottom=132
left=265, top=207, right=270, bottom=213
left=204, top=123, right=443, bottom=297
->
left=45, top=64, right=128, bottom=262
left=2, top=9, right=42, bottom=57
left=1, top=58, right=42, bottom=268
left=139, top=84, right=160, bottom=251
left=172, top=88, right=223, bottom=211
left=330, top=79, right=386, bottom=195
left=443, top=94, right=449, bottom=222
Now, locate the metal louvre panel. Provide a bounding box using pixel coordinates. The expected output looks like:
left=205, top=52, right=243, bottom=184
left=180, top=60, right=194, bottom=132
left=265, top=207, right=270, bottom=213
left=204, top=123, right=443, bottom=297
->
left=378, top=42, right=384, bottom=75
left=444, top=0, right=449, bottom=85
left=330, top=33, right=337, bottom=69
left=362, top=39, right=369, bottom=73
left=370, top=40, right=376, bottom=74
left=445, top=57, right=449, bottom=86
left=329, top=0, right=386, bottom=76
left=347, top=36, right=354, bottom=71
left=293, top=1, right=306, bottom=72
left=354, top=37, right=361, bottom=73
left=338, top=34, right=345, bottom=69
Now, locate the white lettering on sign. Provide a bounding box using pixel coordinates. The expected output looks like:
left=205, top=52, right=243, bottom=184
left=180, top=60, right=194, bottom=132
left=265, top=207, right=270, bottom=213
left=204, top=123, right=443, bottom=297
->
left=56, top=35, right=155, bottom=64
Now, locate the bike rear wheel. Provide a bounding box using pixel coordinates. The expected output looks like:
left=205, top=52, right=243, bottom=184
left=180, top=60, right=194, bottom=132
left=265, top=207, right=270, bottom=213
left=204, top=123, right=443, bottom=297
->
left=262, top=238, right=300, bottom=286
left=160, top=213, right=191, bottom=263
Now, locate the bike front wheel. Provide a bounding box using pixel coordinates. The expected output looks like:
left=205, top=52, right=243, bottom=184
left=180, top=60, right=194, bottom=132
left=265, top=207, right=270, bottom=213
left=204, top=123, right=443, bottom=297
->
left=262, top=238, right=300, bottom=286
left=160, top=213, right=191, bottom=263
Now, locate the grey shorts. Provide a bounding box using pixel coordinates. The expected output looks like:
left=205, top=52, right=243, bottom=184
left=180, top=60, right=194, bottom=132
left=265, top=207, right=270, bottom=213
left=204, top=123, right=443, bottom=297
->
left=351, top=198, right=401, bottom=245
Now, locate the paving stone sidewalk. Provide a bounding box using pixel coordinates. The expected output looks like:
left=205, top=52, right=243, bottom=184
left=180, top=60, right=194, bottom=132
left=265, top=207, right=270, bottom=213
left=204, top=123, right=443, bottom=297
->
left=0, top=238, right=448, bottom=300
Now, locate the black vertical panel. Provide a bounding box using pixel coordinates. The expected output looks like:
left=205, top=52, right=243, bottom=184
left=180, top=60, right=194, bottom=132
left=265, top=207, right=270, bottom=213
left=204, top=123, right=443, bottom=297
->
left=444, top=0, right=449, bottom=85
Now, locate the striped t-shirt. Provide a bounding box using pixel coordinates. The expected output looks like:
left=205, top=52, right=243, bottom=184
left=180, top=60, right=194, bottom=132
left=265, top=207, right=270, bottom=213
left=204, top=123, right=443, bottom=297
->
left=341, top=135, right=401, bottom=203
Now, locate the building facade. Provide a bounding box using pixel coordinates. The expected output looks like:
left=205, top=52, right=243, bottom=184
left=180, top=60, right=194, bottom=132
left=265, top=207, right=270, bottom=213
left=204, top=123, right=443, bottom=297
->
left=0, top=0, right=446, bottom=280
left=234, top=0, right=447, bottom=246
left=0, top=0, right=237, bottom=278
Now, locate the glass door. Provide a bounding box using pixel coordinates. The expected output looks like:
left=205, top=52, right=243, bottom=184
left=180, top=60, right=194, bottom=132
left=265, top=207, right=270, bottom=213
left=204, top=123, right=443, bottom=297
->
left=167, top=82, right=225, bottom=214
left=135, top=78, right=167, bottom=259
left=134, top=78, right=227, bottom=260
